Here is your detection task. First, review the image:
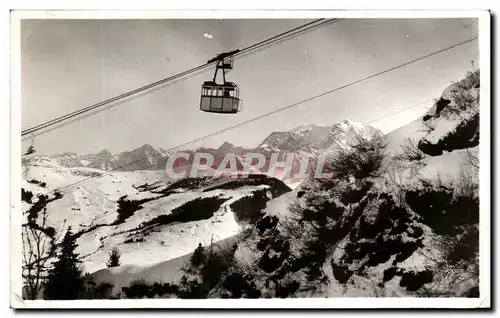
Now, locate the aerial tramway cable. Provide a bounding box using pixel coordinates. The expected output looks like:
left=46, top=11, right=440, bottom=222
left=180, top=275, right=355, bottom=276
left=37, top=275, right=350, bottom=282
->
left=21, top=18, right=340, bottom=140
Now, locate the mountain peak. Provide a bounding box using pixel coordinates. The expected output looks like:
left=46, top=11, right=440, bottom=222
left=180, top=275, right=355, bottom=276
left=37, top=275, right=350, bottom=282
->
left=217, top=142, right=235, bottom=152
left=333, top=119, right=364, bottom=130
left=256, top=119, right=382, bottom=153
left=290, top=123, right=330, bottom=134
left=95, top=149, right=112, bottom=157
left=139, top=143, right=156, bottom=151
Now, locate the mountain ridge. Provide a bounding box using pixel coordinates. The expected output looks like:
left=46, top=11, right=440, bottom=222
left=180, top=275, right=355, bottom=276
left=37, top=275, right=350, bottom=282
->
left=24, top=120, right=381, bottom=174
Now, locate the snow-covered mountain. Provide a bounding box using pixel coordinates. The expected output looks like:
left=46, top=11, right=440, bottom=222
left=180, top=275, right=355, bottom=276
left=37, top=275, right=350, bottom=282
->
left=257, top=120, right=381, bottom=152
left=25, top=120, right=380, bottom=174
left=24, top=143, right=170, bottom=172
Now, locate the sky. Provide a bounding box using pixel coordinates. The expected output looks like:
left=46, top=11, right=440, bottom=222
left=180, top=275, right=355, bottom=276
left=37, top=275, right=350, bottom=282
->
left=21, top=18, right=479, bottom=155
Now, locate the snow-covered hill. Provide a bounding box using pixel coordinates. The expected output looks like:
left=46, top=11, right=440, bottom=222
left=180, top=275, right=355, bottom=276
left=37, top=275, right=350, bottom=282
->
left=22, top=164, right=291, bottom=275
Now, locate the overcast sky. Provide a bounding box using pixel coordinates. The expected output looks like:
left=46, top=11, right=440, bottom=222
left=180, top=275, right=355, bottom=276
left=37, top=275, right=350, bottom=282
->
left=21, top=18, right=478, bottom=155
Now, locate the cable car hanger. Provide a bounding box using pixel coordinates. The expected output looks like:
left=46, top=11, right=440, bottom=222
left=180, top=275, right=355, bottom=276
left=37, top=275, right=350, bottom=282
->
left=200, top=50, right=242, bottom=114
left=207, top=49, right=240, bottom=64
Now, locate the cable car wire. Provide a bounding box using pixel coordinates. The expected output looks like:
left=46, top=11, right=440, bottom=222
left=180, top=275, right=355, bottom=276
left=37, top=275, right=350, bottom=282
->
left=22, top=18, right=342, bottom=141
left=46, top=36, right=477, bottom=195
left=21, top=18, right=341, bottom=140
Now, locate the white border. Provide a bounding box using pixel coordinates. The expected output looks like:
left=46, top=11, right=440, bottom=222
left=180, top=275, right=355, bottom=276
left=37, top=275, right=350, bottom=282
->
left=9, top=9, right=491, bottom=309
left=477, top=10, right=492, bottom=310
left=9, top=10, right=491, bottom=19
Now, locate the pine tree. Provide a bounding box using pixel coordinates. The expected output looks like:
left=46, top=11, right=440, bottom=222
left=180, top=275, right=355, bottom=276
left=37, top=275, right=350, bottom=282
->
left=190, top=243, right=205, bottom=267
left=106, top=247, right=121, bottom=268
left=43, top=227, right=84, bottom=300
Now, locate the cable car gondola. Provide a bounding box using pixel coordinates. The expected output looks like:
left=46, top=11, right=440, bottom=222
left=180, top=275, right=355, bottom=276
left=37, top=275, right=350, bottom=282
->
left=200, top=50, right=242, bottom=114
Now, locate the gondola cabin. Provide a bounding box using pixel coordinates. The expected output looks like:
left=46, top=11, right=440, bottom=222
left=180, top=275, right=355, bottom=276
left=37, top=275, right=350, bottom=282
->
left=200, top=50, right=242, bottom=114
left=200, top=81, right=240, bottom=113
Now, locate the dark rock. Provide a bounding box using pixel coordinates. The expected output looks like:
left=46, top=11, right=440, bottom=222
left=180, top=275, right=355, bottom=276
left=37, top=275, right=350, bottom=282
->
left=331, top=262, right=353, bottom=284
left=435, top=98, right=451, bottom=116
left=256, top=216, right=279, bottom=234
left=383, top=267, right=403, bottom=283
left=399, top=270, right=434, bottom=291
left=465, top=286, right=480, bottom=298
left=408, top=225, right=424, bottom=239
left=275, top=281, right=300, bottom=298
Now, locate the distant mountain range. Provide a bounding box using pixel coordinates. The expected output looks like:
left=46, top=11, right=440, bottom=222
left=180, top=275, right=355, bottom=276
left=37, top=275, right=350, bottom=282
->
left=23, top=119, right=382, bottom=174
left=24, top=144, right=170, bottom=171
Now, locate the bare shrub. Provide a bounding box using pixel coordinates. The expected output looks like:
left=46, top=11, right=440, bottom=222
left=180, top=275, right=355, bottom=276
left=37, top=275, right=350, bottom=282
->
left=461, top=69, right=480, bottom=90
left=385, top=164, right=410, bottom=205
left=320, top=133, right=388, bottom=185
left=22, top=208, right=65, bottom=300
left=449, top=88, right=479, bottom=115
left=463, top=147, right=479, bottom=171
left=454, top=167, right=478, bottom=199
left=445, top=69, right=480, bottom=117
left=394, top=138, right=426, bottom=164
left=417, top=230, right=479, bottom=297
left=287, top=200, right=305, bottom=222
left=392, top=138, right=427, bottom=178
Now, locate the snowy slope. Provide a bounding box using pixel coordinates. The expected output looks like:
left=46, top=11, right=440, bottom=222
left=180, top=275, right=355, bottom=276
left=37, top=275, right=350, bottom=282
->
left=386, top=71, right=479, bottom=185
left=21, top=163, right=291, bottom=275
left=79, top=184, right=270, bottom=273
left=91, top=235, right=240, bottom=295
left=23, top=166, right=166, bottom=230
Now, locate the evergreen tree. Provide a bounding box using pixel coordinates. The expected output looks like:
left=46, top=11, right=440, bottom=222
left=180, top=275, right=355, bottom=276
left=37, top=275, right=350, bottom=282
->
left=106, top=247, right=121, bottom=268
left=43, top=227, right=84, bottom=299
left=190, top=243, right=205, bottom=267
